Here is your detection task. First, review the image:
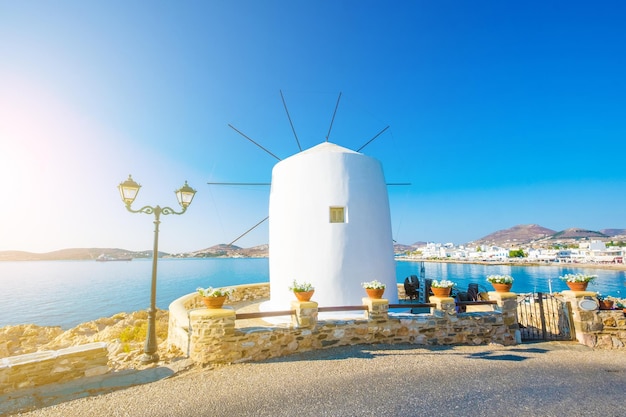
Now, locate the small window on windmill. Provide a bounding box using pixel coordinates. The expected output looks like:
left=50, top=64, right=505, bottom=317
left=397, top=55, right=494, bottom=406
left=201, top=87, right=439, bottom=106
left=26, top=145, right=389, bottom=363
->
left=329, top=206, right=345, bottom=223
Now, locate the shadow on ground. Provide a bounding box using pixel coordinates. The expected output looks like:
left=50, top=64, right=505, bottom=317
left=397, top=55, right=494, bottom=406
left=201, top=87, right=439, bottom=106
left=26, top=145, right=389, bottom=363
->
left=256, top=341, right=585, bottom=365
left=0, top=365, right=179, bottom=416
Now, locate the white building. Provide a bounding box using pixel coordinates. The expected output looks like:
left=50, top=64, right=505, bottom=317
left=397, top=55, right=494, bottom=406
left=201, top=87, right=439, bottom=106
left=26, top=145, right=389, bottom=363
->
left=556, top=249, right=586, bottom=262
left=589, top=240, right=607, bottom=251
left=526, top=248, right=558, bottom=261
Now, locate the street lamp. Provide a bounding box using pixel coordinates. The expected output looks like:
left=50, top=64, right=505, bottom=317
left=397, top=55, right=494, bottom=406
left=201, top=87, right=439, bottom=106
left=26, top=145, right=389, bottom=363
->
left=118, top=174, right=196, bottom=363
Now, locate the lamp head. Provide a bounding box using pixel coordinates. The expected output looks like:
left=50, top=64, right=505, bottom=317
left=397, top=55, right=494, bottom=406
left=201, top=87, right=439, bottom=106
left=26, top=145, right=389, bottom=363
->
left=175, top=181, right=196, bottom=208
left=118, top=175, right=141, bottom=206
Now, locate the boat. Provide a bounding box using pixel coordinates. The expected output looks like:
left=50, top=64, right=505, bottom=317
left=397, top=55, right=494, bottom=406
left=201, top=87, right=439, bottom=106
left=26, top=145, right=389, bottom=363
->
left=96, top=254, right=132, bottom=262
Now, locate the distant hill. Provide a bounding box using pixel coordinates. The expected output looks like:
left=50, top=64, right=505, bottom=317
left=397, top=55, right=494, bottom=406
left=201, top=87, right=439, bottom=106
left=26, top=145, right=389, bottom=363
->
left=471, top=224, right=556, bottom=247
left=468, top=224, right=624, bottom=248
left=392, top=243, right=415, bottom=253
left=550, top=228, right=608, bottom=240
left=0, top=244, right=269, bottom=261
left=4, top=224, right=626, bottom=261
left=190, top=244, right=242, bottom=257
left=190, top=244, right=268, bottom=258
left=0, top=248, right=154, bottom=262
left=600, top=228, right=626, bottom=237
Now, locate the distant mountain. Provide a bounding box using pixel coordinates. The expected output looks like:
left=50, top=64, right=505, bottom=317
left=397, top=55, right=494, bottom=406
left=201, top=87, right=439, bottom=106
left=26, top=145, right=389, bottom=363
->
left=240, top=244, right=269, bottom=257
left=468, top=224, right=625, bottom=248
left=4, top=224, right=626, bottom=261
left=550, top=228, right=608, bottom=240
left=600, top=228, right=626, bottom=237
left=393, top=243, right=415, bottom=253
left=190, top=244, right=268, bottom=258
left=191, top=244, right=242, bottom=257
left=0, top=248, right=154, bottom=262
left=471, top=224, right=556, bottom=247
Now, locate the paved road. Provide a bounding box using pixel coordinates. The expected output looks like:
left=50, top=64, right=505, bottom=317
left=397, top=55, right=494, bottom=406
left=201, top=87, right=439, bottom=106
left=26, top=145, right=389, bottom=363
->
left=12, top=342, right=626, bottom=417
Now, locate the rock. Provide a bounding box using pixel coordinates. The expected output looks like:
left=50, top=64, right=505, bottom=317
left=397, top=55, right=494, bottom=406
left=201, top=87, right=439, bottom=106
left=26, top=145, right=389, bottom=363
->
left=0, top=309, right=180, bottom=372
left=0, top=324, right=63, bottom=357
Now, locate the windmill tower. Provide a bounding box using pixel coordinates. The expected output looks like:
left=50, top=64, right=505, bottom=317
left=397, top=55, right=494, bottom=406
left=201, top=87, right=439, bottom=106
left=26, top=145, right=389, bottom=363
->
left=266, top=141, right=398, bottom=308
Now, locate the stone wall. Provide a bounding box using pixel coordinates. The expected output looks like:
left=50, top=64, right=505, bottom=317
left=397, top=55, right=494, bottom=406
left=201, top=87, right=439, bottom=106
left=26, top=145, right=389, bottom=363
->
left=0, top=342, right=108, bottom=393
left=562, top=290, right=626, bottom=349
left=170, top=283, right=626, bottom=366
left=169, top=287, right=519, bottom=365
left=167, top=283, right=271, bottom=355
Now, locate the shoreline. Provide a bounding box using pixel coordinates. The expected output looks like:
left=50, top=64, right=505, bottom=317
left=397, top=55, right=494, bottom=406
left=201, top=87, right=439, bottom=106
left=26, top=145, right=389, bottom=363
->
left=397, top=257, right=626, bottom=271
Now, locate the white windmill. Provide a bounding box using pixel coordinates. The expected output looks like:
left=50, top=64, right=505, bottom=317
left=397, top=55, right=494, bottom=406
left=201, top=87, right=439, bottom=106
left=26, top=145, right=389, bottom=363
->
left=213, top=92, right=402, bottom=309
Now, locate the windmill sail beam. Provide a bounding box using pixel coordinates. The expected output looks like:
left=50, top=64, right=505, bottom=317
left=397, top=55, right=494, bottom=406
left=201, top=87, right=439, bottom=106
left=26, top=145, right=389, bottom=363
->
left=228, top=216, right=269, bottom=246
left=207, top=182, right=271, bottom=186
left=228, top=124, right=282, bottom=161
left=207, top=181, right=407, bottom=186
left=356, top=125, right=390, bottom=152
left=325, top=92, right=342, bottom=142
left=280, top=90, right=302, bottom=152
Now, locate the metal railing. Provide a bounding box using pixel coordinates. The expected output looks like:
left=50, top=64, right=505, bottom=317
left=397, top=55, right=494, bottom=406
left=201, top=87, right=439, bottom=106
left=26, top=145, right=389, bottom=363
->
left=234, top=300, right=497, bottom=320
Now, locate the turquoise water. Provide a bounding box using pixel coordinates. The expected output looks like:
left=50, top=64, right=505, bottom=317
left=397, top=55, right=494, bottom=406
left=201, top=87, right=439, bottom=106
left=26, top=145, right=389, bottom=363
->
left=397, top=261, right=626, bottom=296
left=1, top=258, right=624, bottom=329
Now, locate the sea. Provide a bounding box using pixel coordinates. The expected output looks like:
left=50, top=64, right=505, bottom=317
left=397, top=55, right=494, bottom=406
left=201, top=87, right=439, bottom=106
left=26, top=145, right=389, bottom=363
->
left=1, top=258, right=625, bottom=329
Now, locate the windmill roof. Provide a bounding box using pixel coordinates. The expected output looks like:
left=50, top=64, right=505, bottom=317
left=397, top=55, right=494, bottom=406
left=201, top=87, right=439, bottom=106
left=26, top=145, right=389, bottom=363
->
left=298, top=142, right=359, bottom=156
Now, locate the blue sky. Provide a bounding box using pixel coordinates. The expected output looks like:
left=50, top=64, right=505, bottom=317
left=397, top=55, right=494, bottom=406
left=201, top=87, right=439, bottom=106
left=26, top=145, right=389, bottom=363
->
left=1, top=1, right=625, bottom=253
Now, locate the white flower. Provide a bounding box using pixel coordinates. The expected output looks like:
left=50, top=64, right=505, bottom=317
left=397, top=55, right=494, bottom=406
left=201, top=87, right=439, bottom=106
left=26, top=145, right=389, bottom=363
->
left=197, top=286, right=233, bottom=297
left=486, top=275, right=514, bottom=284
left=559, top=273, right=597, bottom=283
left=431, top=279, right=455, bottom=288
left=288, top=280, right=314, bottom=292
left=361, top=280, right=386, bottom=289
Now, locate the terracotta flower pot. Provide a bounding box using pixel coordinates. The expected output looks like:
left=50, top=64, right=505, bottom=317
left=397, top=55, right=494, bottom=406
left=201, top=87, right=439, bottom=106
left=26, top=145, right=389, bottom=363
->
left=566, top=281, right=589, bottom=291
left=431, top=287, right=451, bottom=297
left=598, top=300, right=614, bottom=310
left=294, top=290, right=314, bottom=302
left=202, top=296, right=227, bottom=309
left=365, top=288, right=385, bottom=299
left=491, top=283, right=513, bottom=293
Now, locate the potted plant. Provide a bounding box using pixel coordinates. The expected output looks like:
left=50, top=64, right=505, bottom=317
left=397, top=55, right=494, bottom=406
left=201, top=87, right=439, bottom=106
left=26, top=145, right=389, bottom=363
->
left=430, top=279, right=455, bottom=297
left=597, top=294, right=615, bottom=310
left=486, top=274, right=514, bottom=292
left=361, top=280, right=386, bottom=299
left=559, top=273, right=597, bottom=291
left=288, top=280, right=315, bottom=302
left=197, top=286, right=233, bottom=309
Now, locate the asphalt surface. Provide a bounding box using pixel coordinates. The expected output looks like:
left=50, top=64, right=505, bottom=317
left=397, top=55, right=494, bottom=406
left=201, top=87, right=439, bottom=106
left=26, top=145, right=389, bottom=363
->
left=11, top=342, right=626, bottom=417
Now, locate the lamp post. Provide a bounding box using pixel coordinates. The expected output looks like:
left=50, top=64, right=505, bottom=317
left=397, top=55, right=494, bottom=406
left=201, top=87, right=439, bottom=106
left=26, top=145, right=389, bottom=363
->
left=118, top=174, right=196, bottom=363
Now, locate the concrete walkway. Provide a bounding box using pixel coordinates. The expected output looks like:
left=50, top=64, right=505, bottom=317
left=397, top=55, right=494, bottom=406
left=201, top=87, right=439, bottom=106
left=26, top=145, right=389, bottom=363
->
left=10, top=342, right=626, bottom=417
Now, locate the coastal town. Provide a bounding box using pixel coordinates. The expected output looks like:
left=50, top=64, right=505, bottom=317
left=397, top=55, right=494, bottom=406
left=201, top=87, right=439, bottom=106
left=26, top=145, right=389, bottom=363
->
left=401, top=239, right=625, bottom=265
left=396, top=224, right=626, bottom=266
